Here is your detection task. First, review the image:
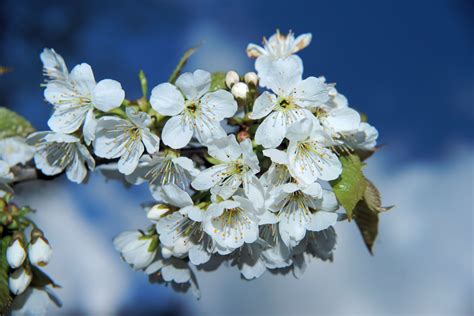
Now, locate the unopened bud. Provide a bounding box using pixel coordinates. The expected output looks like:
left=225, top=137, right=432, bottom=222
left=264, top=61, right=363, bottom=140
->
left=231, top=82, right=249, bottom=100
left=28, top=237, right=52, bottom=267
left=9, top=267, right=32, bottom=295
left=6, top=239, right=26, bottom=269
left=225, top=71, right=240, bottom=89
left=147, top=204, right=170, bottom=221
left=244, top=72, right=258, bottom=87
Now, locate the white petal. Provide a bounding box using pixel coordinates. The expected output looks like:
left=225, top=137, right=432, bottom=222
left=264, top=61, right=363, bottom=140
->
left=254, top=112, right=286, bottom=148
left=161, top=115, right=193, bottom=149
left=306, top=211, right=338, bottom=232
left=117, top=139, right=144, bottom=175
left=292, top=76, right=329, bottom=108
left=191, top=164, right=228, bottom=191
left=161, top=262, right=191, bottom=283
left=206, top=135, right=241, bottom=162
left=316, top=147, right=342, bottom=181
left=193, top=117, right=226, bottom=146
left=246, top=43, right=266, bottom=58
left=69, top=63, right=96, bottom=95
left=47, top=106, right=88, bottom=134
left=141, top=129, right=160, bottom=154
left=0, top=137, right=34, bottom=166
left=83, top=109, right=97, bottom=145
left=286, top=118, right=313, bottom=142
left=201, top=90, right=237, bottom=120
left=161, top=184, right=193, bottom=208
left=65, top=150, right=87, bottom=183
left=279, top=216, right=307, bottom=248
left=126, top=107, right=152, bottom=128
left=150, top=83, right=185, bottom=116
left=175, top=70, right=211, bottom=100
left=249, top=91, right=276, bottom=119
left=93, top=117, right=131, bottom=158
left=262, top=148, right=288, bottom=165
left=325, top=107, right=361, bottom=132
left=188, top=244, right=211, bottom=266
left=92, top=79, right=125, bottom=112
left=292, top=33, right=312, bottom=53
left=265, top=57, right=303, bottom=96
left=180, top=205, right=204, bottom=222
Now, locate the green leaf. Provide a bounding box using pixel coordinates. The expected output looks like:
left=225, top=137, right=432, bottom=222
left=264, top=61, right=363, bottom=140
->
left=0, top=236, right=12, bottom=313
left=353, top=199, right=379, bottom=255
left=0, top=107, right=35, bottom=139
left=209, top=72, right=226, bottom=92
left=330, top=154, right=366, bottom=220
left=168, top=45, right=201, bottom=84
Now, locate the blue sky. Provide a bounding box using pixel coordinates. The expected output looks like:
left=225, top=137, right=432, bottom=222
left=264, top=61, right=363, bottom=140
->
left=2, top=0, right=473, bottom=314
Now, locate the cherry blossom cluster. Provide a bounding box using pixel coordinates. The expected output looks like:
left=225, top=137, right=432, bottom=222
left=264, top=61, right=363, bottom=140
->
left=23, top=30, right=379, bottom=297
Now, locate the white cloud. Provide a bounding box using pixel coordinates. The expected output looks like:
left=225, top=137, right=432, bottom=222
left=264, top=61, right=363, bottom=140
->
left=11, top=145, right=473, bottom=315
left=193, top=146, right=474, bottom=316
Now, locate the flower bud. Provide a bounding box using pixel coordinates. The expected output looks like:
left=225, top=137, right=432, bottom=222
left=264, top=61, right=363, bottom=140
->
left=9, top=267, right=32, bottom=295
left=231, top=82, right=249, bottom=100
left=113, top=231, right=156, bottom=270
left=225, top=71, right=240, bottom=89
left=6, top=239, right=26, bottom=269
left=244, top=72, right=258, bottom=87
left=147, top=204, right=169, bottom=221
left=28, top=237, right=52, bottom=267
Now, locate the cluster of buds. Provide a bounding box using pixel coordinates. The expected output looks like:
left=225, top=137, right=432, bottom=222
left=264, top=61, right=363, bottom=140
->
left=1, top=195, right=53, bottom=296
left=225, top=70, right=258, bottom=100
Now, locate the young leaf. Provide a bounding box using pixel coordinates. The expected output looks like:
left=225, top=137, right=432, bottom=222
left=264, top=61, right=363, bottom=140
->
left=209, top=72, right=226, bottom=92
left=330, top=154, right=366, bottom=220
left=0, top=107, right=35, bottom=139
left=0, top=236, right=13, bottom=313
left=168, top=44, right=201, bottom=84
left=353, top=199, right=379, bottom=255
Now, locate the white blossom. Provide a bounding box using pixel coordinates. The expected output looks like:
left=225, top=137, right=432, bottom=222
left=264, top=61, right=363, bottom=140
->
left=247, top=30, right=312, bottom=87
left=113, top=230, right=157, bottom=271
left=191, top=135, right=260, bottom=200
left=155, top=185, right=213, bottom=265
left=28, top=237, right=53, bottom=267
left=286, top=118, right=342, bottom=184
left=44, top=61, right=125, bottom=145
left=93, top=107, right=160, bottom=175
left=0, top=137, right=34, bottom=167
left=249, top=57, right=330, bottom=148
left=6, top=240, right=27, bottom=269
left=204, top=195, right=261, bottom=254
left=150, top=70, right=237, bottom=149
left=27, top=132, right=95, bottom=184
left=9, top=267, right=32, bottom=295
left=270, top=182, right=339, bottom=248
left=126, top=150, right=198, bottom=201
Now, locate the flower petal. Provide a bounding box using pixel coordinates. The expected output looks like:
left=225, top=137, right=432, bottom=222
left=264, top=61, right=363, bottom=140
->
left=201, top=90, right=237, bottom=120
left=117, top=139, right=144, bottom=175
left=175, top=70, right=211, bottom=100
left=292, top=76, right=329, bottom=108
left=161, top=115, right=193, bottom=149
left=83, top=109, right=97, bottom=145
left=254, top=112, right=287, bottom=148
left=249, top=91, right=276, bottom=119
left=306, top=211, right=338, bottom=232
left=69, top=63, right=96, bottom=95
left=141, top=129, right=160, bottom=154
left=150, top=83, right=185, bottom=116
left=92, top=79, right=125, bottom=112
